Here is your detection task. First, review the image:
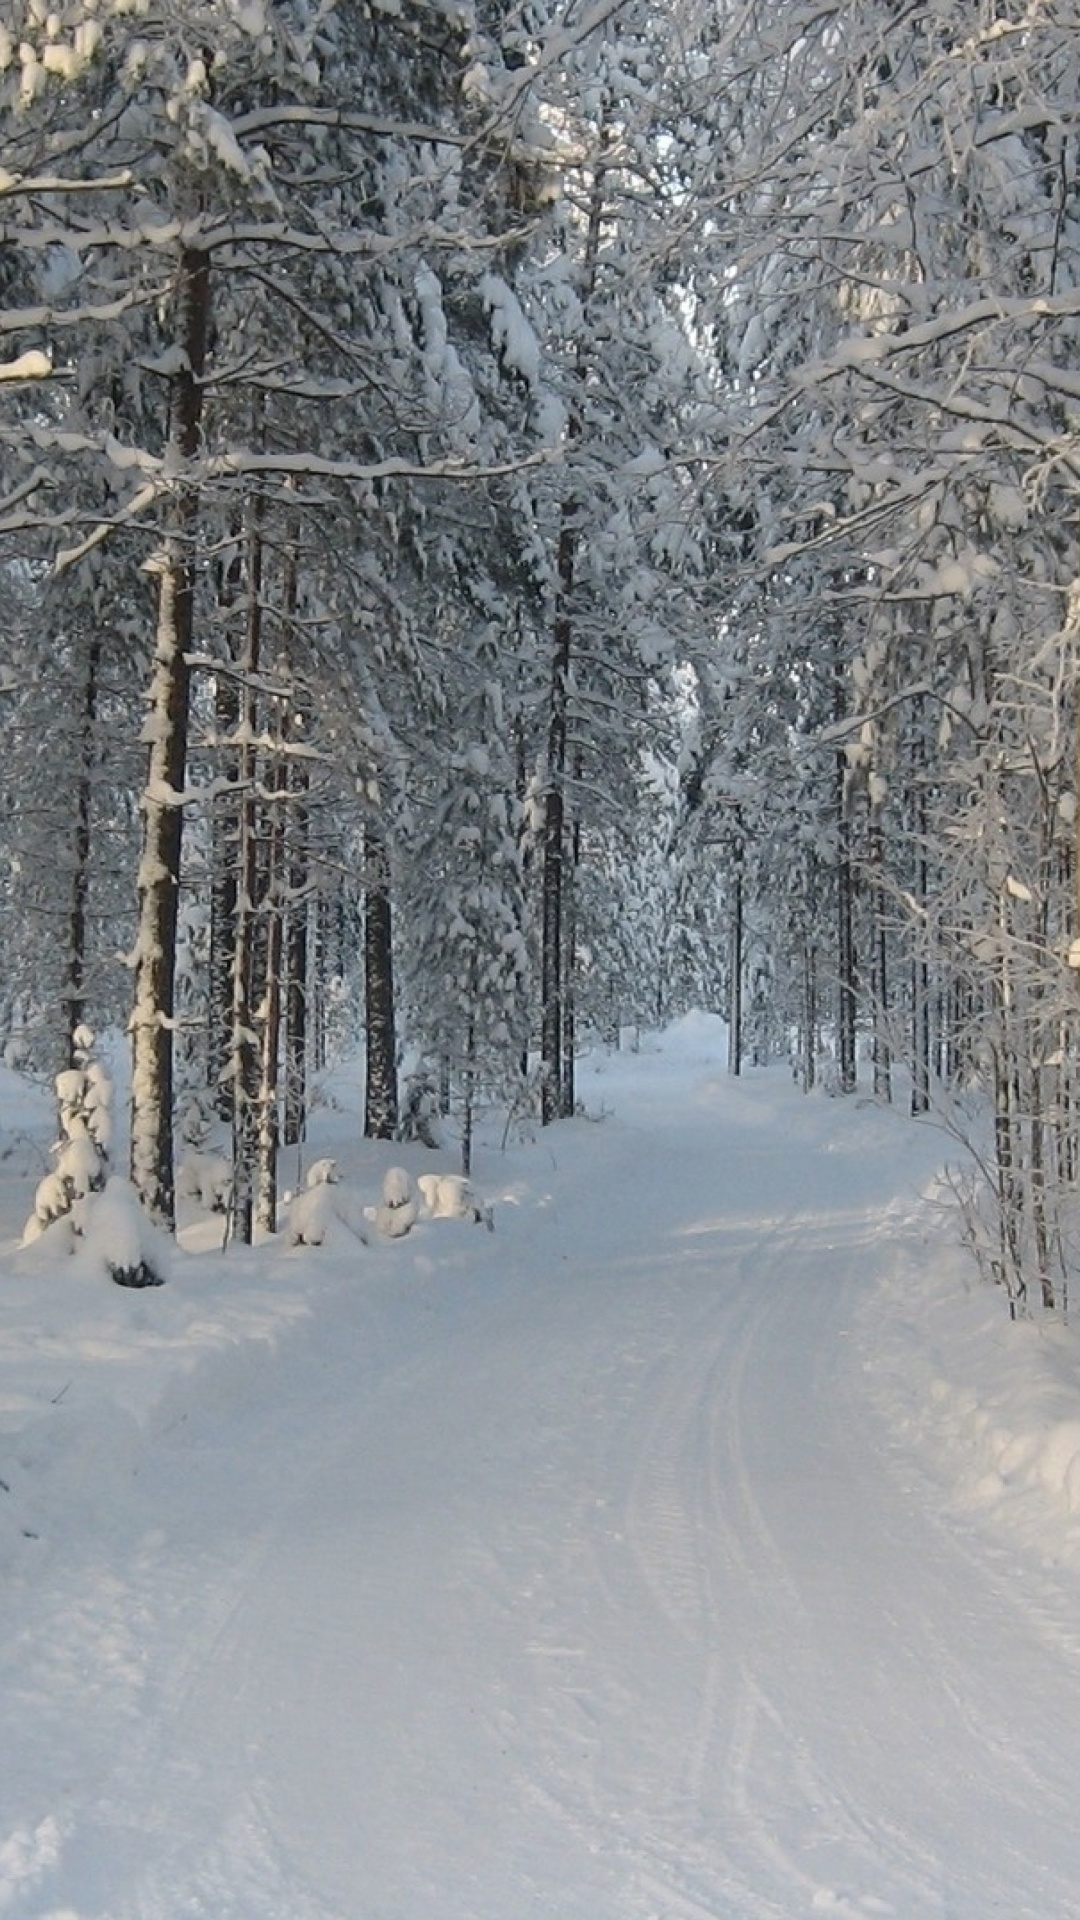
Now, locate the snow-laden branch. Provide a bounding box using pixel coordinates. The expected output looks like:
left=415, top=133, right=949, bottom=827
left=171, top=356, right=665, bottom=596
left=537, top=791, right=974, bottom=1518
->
left=231, top=105, right=466, bottom=148
left=0, top=289, right=158, bottom=335
left=0, top=350, right=51, bottom=381
left=4, top=213, right=528, bottom=261
left=203, top=447, right=555, bottom=485
left=800, top=290, right=1080, bottom=385
left=17, top=429, right=554, bottom=570
left=0, top=168, right=136, bottom=198
left=53, top=480, right=160, bottom=572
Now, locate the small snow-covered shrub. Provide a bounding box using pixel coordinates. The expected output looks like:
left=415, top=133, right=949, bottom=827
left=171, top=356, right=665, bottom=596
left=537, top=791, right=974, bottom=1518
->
left=75, top=1178, right=169, bottom=1288
left=177, top=1149, right=232, bottom=1214
left=22, top=1026, right=113, bottom=1245
left=366, top=1166, right=420, bottom=1240
left=283, top=1172, right=367, bottom=1249
left=417, top=1172, right=493, bottom=1230
left=304, top=1157, right=339, bottom=1188
left=397, top=1071, right=442, bottom=1149
left=284, top=1183, right=338, bottom=1248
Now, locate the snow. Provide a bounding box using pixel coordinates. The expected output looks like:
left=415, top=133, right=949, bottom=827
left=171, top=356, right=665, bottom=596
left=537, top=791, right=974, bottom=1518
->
left=4, top=1025, right=1080, bottom=1914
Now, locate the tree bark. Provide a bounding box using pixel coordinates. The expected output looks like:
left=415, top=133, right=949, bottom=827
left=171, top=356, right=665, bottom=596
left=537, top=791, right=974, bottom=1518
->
left=129, top=244, right=210, bottom=1231
left=228, top=485, right=265, bottom=1246
left=728, top=848, right=743, bottom=1077
left=62, top=627, right=102, bottom=1066
left=540, top=516, right=573, bottom=1126
left=364, top=819, right=398, bottom=1138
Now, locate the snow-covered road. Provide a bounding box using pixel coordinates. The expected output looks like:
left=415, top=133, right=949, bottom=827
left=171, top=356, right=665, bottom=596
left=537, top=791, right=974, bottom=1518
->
left=6, top=1029, right=1080, bottom=1917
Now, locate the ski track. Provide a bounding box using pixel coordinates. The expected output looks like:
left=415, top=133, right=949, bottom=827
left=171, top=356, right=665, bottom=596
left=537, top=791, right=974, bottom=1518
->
left=7, top=1067, right=1080, bottom=1916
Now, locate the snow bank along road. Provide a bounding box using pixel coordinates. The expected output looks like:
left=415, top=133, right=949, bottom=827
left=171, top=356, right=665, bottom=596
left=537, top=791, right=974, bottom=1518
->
left=6, top=1038, right=1080, bottom=1918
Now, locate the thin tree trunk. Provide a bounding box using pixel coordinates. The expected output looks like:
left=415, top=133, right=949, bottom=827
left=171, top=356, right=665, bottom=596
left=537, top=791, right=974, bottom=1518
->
left=282, top=764, right=309, bottom=1149
left=836, top=765, right=857, bottom=1095
left=868, top=806, right=891, bottom=1102
left=540, top=517, right=572, bottom=1126
left=540, top=148, right=605, bottom=1127
left=461, top=1012, right=475, bottom=1178
left=255, top=803, right=283, bottom=1235
left=560, top=797, right=581, bottom=1117
left=364, top=819, right=398, bottom=1139
left=129, top=244, right=210, bottom=1231
left=802, top=931, right=817, bottom=1093
left=909, top=717, right=931, bottom=1117
left=728, top=851, right=743, bottom=1076
left=228, top=486, right=265, bottom=1245
left=63, top=628, right=102, bottom=1065
left=208, top=524, right=243, bottom=1122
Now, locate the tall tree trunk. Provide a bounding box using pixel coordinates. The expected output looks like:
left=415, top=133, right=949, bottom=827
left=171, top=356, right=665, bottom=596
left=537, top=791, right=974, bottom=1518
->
left=909, top=758, right=931, bottom=1117
left=209, top=533, right=242, bottom=1123
left=868, top=804, right=891, bottom=1102
left=801, top=928, right=817, bottom=1093
left=540, top=147, right=606, bottom=1127
left=461, top=1010, right=476, bottom=1178
left=279, top=513, right=308, bottom=1150
left=728, top=843, right=744, bottom=1076
left=836, top=767, right=857, bottom=1096
left=364, top=819, right=398, bottom=1139
left=63, top=627, right=102, bottom=1066
left=540, top=515, right=573, bottom=1127
left=255, top=798, right=284, bottom=1235
left=282, top=760, right=309, bottom=1149
left=560, top=789, right=582, bottom=1117
left=129, top=244, right=210, bottom=1231
left=228, top=486, right=265, bottom=1245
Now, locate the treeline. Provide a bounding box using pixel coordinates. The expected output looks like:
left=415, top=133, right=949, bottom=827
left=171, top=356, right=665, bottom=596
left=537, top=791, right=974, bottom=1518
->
left=2, top=0, right=1079, bottom=1310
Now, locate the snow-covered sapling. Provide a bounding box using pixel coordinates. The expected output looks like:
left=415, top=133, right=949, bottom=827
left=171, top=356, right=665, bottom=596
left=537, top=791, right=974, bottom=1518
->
left=22, top=1025, right=113, bottom=1243
left=367, top=1166, right=420, bottom=1239
left=397, top=1072, right=442, bottom=1150
left=176, top=1149, right=232, bottom=1213
left=283, top=1161, right=366, bottom=1248
left=417, top=1172, right=493, bottom=1230
left=75, top=1177, right=168, bottom=1288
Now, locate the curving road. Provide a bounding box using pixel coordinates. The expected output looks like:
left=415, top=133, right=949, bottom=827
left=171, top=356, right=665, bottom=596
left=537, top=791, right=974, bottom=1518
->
left=9, top=1052, right=1080, bottom=1918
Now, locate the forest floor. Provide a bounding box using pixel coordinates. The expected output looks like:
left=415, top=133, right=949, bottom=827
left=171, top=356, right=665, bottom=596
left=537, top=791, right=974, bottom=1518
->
left=3, top=1015, right=1080, bottom=1918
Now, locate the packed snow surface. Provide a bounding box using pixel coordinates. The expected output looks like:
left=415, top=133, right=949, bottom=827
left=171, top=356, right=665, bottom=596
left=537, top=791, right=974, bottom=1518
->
left=3, top=1017, right=1080, bottom=1916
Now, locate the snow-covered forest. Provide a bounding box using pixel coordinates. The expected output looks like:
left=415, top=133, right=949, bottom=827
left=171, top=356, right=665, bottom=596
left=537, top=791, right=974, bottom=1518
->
left=3, top=0, right=1080, bottom=1308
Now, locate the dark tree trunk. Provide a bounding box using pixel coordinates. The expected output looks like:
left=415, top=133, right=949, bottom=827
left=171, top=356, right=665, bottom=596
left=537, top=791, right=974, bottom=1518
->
left=228, top=485, right=265, bottom=1246
left=282, top=764, right=309, bottom=1149
left=560, top=795, right=582, bottom=1118
left=62, top=627, right=103, bottom=1064
left=728, top=849, right=743, bottom=1077
left=540, top=153, right=605, bottom=1127
left=364, top=820, right=398, bottom=1139
left=209, top=664, right=239, bottom=1122
left=868, top=808, right=891, bottom=1102
left=129, top=244, right=210, bottom=1231
left=255, top=798, right=284, bottom=1236
left=909, top=726, right=931, bottom=1116
left=540, top=517, right=573, bottom=1126
left=837, top=764, right=853, bottom=1098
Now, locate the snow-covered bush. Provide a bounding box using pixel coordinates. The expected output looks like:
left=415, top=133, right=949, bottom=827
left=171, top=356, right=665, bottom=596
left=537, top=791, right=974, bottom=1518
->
left=397, top=1071, right=443, bottom=1150
left=282, top=1161, right=366, bottom=1248
left=176, top=1149, right=232, bottom=1214
left=365, top=1166, right=420, bottom=1240
left=22, top=1026, right=112, bottom=1244
left=417, top=1172, right=493, bottom=1230
left=74, top=1177, right=169, bottom=1289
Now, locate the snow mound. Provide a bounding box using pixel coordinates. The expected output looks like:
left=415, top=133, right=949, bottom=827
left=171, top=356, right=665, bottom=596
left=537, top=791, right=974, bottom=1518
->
left=283, top=1178, right=367, bottom=1249
left=417, top=1172, right=492, bottom=1229
left=76, top=1178, right=171, bottom=1288
left=857, top=1186, right=1080, bottom=1566
left=366, top=1167, right=420, bottom=1239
